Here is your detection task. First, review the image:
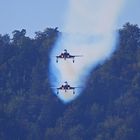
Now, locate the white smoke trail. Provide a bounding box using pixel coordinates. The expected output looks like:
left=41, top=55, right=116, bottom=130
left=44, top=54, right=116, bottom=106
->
left=49, top=0, right=125, bottom=103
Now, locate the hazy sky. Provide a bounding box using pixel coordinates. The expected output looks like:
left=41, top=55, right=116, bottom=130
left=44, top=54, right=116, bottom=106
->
left=0, top=0, right=139, bottom=37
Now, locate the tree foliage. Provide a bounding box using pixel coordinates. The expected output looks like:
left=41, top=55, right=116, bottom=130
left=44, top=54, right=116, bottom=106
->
left=0, top=23, right=140, bottom=140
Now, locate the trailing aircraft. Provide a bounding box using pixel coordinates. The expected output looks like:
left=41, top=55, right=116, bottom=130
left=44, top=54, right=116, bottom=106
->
left=52, top=81, right=81, bottom=94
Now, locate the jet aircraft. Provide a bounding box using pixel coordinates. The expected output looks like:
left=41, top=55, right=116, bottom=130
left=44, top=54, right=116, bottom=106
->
left=52, top=81, right=81, bottom=94
left=56, top=49, right=82, bottom=63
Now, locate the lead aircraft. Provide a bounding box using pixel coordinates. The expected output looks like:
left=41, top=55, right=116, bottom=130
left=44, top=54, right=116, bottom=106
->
left=56, top=49, right=82, bottom=63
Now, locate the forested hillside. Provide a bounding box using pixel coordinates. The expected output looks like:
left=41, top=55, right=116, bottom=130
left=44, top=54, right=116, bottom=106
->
left=0, top=23, right=140, bottom=140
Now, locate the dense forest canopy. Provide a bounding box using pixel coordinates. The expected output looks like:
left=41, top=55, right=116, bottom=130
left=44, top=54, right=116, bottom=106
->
left=0, top=23, right=140, bottom=140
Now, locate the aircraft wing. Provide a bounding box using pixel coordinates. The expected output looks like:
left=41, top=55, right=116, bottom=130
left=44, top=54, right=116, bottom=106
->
left=57, top=87, right=63, bottom=90
left=69, top=86, right=82, bottom=89
left=56, top=55, right=62, bottom=58
left=68, top=55, right=83, bottom=58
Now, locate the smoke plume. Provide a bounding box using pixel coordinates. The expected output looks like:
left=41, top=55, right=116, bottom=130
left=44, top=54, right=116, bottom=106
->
left=49, top=0, right=125, bottom=103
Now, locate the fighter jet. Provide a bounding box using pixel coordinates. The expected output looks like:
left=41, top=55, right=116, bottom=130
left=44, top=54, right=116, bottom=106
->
left=56, top=49, right=83, bottom=63
left=52, top=81, right=81, bottom=94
